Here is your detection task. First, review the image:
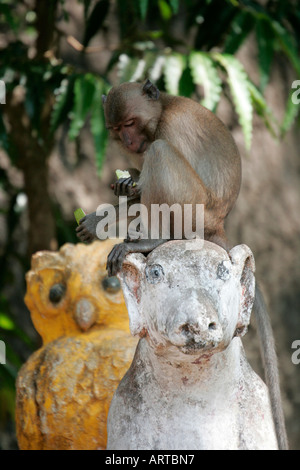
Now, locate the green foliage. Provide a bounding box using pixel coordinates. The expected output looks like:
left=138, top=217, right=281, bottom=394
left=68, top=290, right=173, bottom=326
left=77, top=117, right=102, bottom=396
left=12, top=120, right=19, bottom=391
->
left=82, top=0, right=110, bottom=47
left=214, top=53, right=253, bottom=149
left=1, top=0, right=299, bottom=166
left=0, top=295, right=34, bottom=432
left=164, top=53, right=186, bottom=95
left=51, top=73, right=109, bottom=171
left=69, top=74, right=96, bottom=140
left=104, top=0, right=300, bottom=146
left=50, top=75, right=77, bottom=134
left=113, top=46, right=280, bottom=149
left=189, top=52, right=222, bottom=111
left=90, top=78, right=109, bottom=171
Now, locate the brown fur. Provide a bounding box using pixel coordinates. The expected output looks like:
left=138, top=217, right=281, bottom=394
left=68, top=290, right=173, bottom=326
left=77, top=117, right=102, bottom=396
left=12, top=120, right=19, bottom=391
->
left=104, top=80, right=241, bottom=244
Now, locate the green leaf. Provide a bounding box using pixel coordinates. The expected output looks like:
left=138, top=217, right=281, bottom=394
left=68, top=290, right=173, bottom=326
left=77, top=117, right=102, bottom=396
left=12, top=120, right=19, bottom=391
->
left=256, top=19, right=275, bottom=92
left=214, top=54, right=253, bottom=149
left=169, top=0, right=179, bottom=14
left=281, top=85, right=300, bottom=136
left=0, top=4, right=17, bottom=31
left=90, top=79, right=108, bottom=173
left=69, top=74, right=96, bottom=141
left=50, top=75, right=76, bottom=134
left=83, top=0, right=110, bottom=48
left=194, top=0, right=237, bottom=51
left=0, top=111, right=9, bottom=154
left=148, top=55, right=166, bottom=83
left=135, top=0, right=149, bottom=19
left=189, top=52, right=222, bottom=111
left=271, top=20, right=300, bottom=77
left=0, top=313, right=14, bottom=331
left=158, top=0, right=172, bottom=21
left=164, top=53, right=186, bottom=95
left=83, top=0, right=93, bottom=19
left=74, top=208, right=86, bottom=225
left=224, top=12, right=255, bottom=55
left=247, top=81, right=278, bottom=138
left=117, top=54, right=146, bottom=83
left=178, top=66, right=195, bottom=98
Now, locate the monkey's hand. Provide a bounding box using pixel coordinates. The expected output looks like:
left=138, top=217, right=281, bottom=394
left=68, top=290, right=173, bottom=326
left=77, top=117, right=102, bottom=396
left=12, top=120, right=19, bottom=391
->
left=111, top=177, right=140, bottom=197
left=107, top=239, right=167, bottom=277
left=76, top=211, right=99, bottom=244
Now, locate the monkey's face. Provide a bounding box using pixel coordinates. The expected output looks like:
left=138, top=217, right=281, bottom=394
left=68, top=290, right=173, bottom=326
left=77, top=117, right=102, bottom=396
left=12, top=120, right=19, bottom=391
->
left=109, top=117, right=150, bottom=154
left=103, top=81, right=162, bottom=155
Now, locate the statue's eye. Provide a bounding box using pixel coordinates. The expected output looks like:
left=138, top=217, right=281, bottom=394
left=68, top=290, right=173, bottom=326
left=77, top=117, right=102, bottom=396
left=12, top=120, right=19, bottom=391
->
left=49, top=283, right=66, bottom=304
left=146, top=264, right=164, bottom=284
left=102, top=276, right=121, bottom=294
left=217, top=261, right=231, bottom=281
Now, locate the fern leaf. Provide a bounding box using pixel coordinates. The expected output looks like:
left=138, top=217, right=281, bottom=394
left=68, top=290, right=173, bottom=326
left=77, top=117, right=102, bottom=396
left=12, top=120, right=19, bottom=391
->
left=247, top=81, right=278, bottom=138
left=164, top=53, right=186, bottom=95
left=214, top=54, right=253, bottom=149
left=117, top=54, right=146, bottom=83
left=189, top=52, right=222, bottom=111
left=281, top=86, right=300, bottom=136
left=148, top=55, right=166, bottom=82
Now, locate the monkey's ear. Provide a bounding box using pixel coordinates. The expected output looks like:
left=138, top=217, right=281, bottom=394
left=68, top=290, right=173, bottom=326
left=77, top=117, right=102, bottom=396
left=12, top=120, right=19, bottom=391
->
left=142, top=79, right=160, bottom=100
left=102, top=95, right=107, bottom=105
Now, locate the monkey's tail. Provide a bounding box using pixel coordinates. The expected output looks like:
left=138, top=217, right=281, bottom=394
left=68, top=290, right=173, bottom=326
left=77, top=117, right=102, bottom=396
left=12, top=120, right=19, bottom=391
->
left=254, top=285, right=289, bottom=450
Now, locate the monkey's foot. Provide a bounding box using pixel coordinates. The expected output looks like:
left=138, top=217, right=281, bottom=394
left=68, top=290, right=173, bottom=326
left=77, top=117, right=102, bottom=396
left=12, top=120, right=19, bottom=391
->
left=106, top=239, right=167, bottom=277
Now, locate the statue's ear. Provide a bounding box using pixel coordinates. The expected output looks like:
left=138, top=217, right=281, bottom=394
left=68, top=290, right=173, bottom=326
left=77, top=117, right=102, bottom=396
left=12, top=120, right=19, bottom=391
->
left=119, top=253, right=147, bottom=337
left=229, top=244, right=256, bottom=337
left=142, top=79, right=160, bottom=100
left=102, top=95, right=107, bottom=105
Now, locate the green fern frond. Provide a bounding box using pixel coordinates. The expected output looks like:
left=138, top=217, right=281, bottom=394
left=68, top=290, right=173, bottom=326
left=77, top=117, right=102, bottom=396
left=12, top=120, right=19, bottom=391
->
left=214, top=53, right=253, bottom=149
left=163, top=53, right=186, bottom=95
left=189, top=51, right=222, bottom=111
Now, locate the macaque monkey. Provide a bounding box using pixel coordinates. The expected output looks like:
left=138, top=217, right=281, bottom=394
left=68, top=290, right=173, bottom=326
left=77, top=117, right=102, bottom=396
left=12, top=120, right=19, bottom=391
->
left=76, top=80, right=288, bottom=450
left=77, top=80, right=241, bottom=260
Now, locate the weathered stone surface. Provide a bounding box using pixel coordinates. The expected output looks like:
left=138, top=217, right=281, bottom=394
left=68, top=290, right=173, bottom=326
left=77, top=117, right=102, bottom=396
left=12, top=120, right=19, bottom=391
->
left=16, top=240, right=137, bottom=450
left=107, top=240, right=278, bottom=450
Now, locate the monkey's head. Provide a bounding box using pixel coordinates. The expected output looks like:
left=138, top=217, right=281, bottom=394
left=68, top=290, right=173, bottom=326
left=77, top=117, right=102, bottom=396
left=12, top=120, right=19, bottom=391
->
left=103, top=80, right=162, bottom=155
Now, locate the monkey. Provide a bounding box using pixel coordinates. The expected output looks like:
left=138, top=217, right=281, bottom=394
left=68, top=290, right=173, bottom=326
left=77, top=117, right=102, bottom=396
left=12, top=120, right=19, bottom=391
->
left=76, top=80, right=288, bottom=450
left=77, top=79, right=241, bottom=257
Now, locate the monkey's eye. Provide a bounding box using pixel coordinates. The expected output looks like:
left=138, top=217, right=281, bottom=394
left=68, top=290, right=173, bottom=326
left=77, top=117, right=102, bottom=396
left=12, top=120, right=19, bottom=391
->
left=124, top=120, right=134, bottom=127
left=102, top=276, right=121, bottom=294
left=146, top=264, right=164, bottom=284
left=49, top=283, right=66, bottom=304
